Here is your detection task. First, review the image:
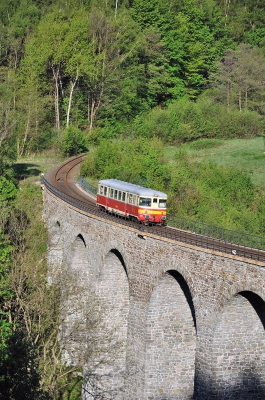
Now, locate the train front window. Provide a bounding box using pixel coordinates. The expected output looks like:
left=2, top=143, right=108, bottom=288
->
left=158, top=199, right=167, bottom=208
left=139, top=197, right=151, bottom=207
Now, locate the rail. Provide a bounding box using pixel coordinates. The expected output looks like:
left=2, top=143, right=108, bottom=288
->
left=79, top=176, right=97, bottom=196
left=78, top=176, right=265, bottom=252
left=166, top=215, right=265, bottom=251
left=42, top=177, right=265, bottom=262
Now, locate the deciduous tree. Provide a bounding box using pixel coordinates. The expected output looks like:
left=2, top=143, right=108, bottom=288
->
left=214, top=44, right=265, bottom=112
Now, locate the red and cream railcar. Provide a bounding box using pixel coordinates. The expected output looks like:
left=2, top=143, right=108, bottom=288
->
left=96, top=179, right=167, bottom=224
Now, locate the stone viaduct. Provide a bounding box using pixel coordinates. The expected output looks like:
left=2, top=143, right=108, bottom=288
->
left=43, top=187, right=265, bottom=400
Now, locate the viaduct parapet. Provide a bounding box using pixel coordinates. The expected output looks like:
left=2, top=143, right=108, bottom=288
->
left=43, top=187, right=265, bottom=400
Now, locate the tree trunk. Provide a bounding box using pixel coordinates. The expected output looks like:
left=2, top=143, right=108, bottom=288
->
left=19, top=111, right=30, bottom=157
left=115, top=0, right=118, bottom=18
left=238, top=90, right=242, bottom=112
left=52, top=65, right=60, bottom=130
left=66, top=72, right=78, bottom=128
left=245, top=90, right=248, bottom=110
left=224, top=0, right=231, bottom=27
left=89, top=99, right=96, bottom=133
left=226, top=81, right=230, bottom=109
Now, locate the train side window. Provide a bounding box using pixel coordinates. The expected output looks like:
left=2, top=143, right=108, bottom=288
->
left=139, top=197, right=151, bottom=207
left=122, top=192, right=126, bottom=202
left=118, top=191, right=122, bottom=201
left=128, top=194, right=133, bottom=204
left=100, top=185, right=104, bottom=195
left=104, top=187, right=108, bottom=196
left=159, top=199, right=167, bottom=208
left=110, top=188, right=114, bottom=198
left=114, top=190, right=118, bottom=199
left=153, top=198, right=157, bottom=204
left=132, top=194, right=136, bottom=205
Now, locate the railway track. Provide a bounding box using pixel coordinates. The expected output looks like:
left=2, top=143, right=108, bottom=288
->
left=42, top=156, right=265, bottom=264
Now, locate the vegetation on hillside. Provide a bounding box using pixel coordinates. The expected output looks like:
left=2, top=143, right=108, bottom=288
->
left=1, top=0, right=265, bottom=397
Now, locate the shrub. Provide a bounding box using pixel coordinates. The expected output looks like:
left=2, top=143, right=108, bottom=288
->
left=61, top=126, right=87, bottom=157
left=187, top=139, right=223, bottom=150
left=0, top=177, right=17, bottom=207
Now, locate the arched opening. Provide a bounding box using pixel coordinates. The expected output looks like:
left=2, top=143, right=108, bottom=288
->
left=60, top=234, right=89, bottom=367
left=47, top=221, right=63, bottom=283
left=53, top=220, right=61, bottom=243
left=210, top=291, right=265, bottom=399
left=71, top=234, right=87, bottom=274
left=83, top=249, right=129, bottom=399
left=144, top=270, right=196, bottom=399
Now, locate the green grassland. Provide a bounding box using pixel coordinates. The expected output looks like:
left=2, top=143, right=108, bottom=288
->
left=14, top=135, right=265, bottom=237
left=165, top=136, right=265, bottom=188
left=14, top=151, right=66, bottom=184
left=16, top=136, right=265, bottom=190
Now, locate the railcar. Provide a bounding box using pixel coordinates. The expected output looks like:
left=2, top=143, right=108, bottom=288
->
left=96, top=179, right=167, bottom=224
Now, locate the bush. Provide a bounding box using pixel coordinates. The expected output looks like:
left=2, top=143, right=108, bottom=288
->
left=61, top=126, right=87, bottom=157
left=134, top=107, right=180, bottom=143
left=0, top=177, right=17, bottom=207
left=130, top=95, right=264, bottom=145
left=187, top=139, right=223, bottom=150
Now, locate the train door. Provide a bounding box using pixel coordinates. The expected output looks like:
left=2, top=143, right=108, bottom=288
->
left=123, top=191, right=129, bottom=217
left=118, top=190, right=126, bottom=215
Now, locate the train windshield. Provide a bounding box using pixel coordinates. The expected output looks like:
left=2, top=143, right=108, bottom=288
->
left=139, top=197, right=151, bottom=207
left=158, top=199, right=167, bottom=208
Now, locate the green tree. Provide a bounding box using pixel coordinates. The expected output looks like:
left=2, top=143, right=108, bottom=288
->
left=0, top=330, right=48, bottom=400
left=216, top=0, right=265, bottom=42
left=213, top=44, right=265, bottom=113
left=61, top=126, right=87, bottom=156
left=0, top=68, right=18, bottom=175
left=23, top=4, right=141, bottom=134
left=82, top=7, right=141, bottom=131
left=0, top=230, right=14, bottom=369
left=25, top=9, right=69, bottom=130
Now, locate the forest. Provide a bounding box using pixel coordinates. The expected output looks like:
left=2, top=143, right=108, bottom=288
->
left=0, top=0, right=265, bottom=398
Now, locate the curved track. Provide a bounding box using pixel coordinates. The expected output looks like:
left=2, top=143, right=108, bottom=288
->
left=43, top=156, right=265, bottom=264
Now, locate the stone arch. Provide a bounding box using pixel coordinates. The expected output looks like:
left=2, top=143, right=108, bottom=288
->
left=52, top=220, right=61, bottom=244
left=144, top=270, right=197, bottom=399
left=84, top=249, right=129, bottom=399
left=47, top=220, right=63, bottom=283
left=209, top=290, right=265, bottom=399
left=70, top=234, right=87, bottom=275
left=60, top=233, right=89, bottom=367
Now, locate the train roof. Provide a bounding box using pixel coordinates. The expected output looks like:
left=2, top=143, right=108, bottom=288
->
left=98, top=179, right=167, bottom=198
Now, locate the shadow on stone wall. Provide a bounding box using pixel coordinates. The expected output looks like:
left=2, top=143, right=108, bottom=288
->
left=110, top=249, right=128, bottom=276
left=195, top=368, right=265, bottom=399
left=240, top=291, right=265, bottom=329
left=194, top=291, right=265, bottom=400
left=168, top=270, right=197, bottom=332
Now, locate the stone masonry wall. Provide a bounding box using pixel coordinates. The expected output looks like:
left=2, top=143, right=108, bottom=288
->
left=144, top=272, right=196, bottom=399
left=43, top=189, right=265, bottom=400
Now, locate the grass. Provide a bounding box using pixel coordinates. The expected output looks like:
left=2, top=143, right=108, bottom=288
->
left=15, top=137, right=265, bottom=190
left=165, top=136, right=265, bottom=188
left=14, top=149, right=66, bottom=184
